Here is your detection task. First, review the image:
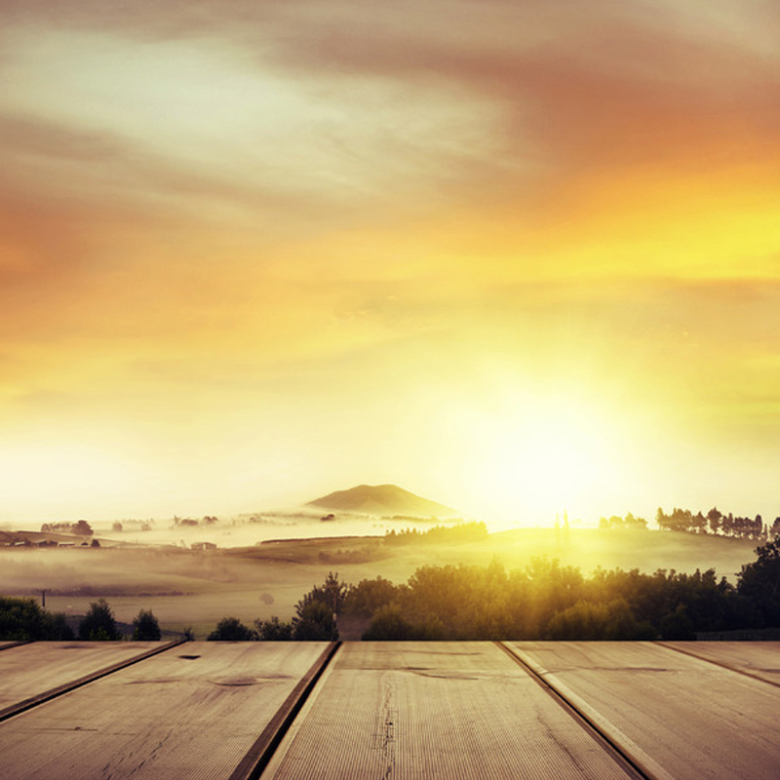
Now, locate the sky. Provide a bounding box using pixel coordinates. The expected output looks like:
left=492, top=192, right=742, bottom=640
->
left=1, top=0, right=779, bottom=527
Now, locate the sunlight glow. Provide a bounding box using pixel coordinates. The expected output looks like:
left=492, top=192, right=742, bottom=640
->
left=466, top=400, right=621, bottom=525
left=2, top=4, right=778, bottom=525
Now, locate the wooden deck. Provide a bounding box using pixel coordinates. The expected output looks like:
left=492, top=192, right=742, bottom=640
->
left=0, top=641, right=778, bottom=779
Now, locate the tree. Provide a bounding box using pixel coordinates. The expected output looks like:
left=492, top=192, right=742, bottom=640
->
left=660, top=603, right=695, bottom=640
left=626, top=513, right=648, bottom=530
left=207, top=617, right=256, bottom=641
left=0, top=597, right=73, bottom=640
left=344, top=576, right=398, bottom=618
left=363, top=604, right=417, bottom=640
left=295, top=572, right=348, bottom=617
left=599, top=513, right=647, bottom=531
left=73, top=520, right=93, bottom=536
left=292, top=601, right=338, bottom=641
left=132, top=609, right=162, bottom=640
left=707, top=507, right=722, bottom=535
left=738, top=538, right=780, bottom=626
left=546, top=599, right=653, bottom=640
left=255, top=616, right=293, bottom=641
left=79, top=598, right=121, bottom=640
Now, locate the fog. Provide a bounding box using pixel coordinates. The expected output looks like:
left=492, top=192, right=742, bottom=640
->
left=0, top=513, right=436, bottom=638
left=91, top=511, right=433, bottom=549
left=1, top=515, right=761, bottom=639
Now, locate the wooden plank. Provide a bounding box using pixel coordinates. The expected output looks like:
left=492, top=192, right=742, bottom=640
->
left=0, top=642, right=330, bottom=780
left=264, top=641, right=643, bottom=780
left=0, top=641, right=29, bottom=651
left=660, top=641, right=780, bottom=687
left=503, top=643, right=675, bottom=780
left=0, top=641, right=176, bottom=716
left=228, top=641, right=339, bottom=780
left=513, top=641, right=780, bottom=780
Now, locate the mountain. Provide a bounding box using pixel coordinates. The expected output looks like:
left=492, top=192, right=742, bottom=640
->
left=306, top=484, right=459, bottom=519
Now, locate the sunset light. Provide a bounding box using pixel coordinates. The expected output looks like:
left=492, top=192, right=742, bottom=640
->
left=446, top=393, right=622, bottom=524
left=5, top=10, right=780, bottom=779
left=1, top=1, right=778, bottom=527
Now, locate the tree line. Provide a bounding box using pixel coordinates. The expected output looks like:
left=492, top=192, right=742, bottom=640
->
left=0, top=597, right=162, bottom=641
left=383, top=521, right=489, bottom=546
left=655, top=506, right=773, bottom=540
left=39, top=520, right=93, bottom=536
left=230, top=537, right=780, bottom=642
left=598, top=513, right=648, bottom=530
left=6, top=537, right=780, bottom=642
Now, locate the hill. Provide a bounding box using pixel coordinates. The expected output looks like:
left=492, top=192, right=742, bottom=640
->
left=306, top=484, right=459, bottom=519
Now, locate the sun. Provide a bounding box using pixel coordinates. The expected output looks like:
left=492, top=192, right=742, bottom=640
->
left=464, top=400, right=620, bottom=525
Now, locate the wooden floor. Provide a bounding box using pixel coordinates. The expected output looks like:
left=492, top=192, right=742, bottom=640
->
left=0, top=641, right=779, bottom=780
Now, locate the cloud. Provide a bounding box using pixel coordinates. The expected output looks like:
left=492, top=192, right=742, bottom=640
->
left=1, top=1, right=779, bottom=520
left=4, top=3, right=778, bottom=241
left=269, top=4, right=780, bottom=176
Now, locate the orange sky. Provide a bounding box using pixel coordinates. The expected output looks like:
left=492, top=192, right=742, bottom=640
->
left=1, top=1, right=779, bottom=526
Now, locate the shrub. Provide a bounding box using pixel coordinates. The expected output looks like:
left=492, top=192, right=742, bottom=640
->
left=207, top=617, right=256, bottom=641
left=132, top=609, right=162, bottom=640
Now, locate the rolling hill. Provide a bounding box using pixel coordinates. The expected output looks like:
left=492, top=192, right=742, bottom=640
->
left=306, top=484, right=459, bottom=519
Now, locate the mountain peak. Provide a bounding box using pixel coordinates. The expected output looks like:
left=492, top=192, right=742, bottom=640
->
left=306, top=484, right=458, bottom=518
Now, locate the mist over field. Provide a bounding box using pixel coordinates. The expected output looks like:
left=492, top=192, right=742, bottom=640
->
left=1, top=511, right=761, bottom=638
left=87, top=511, right=398, bottom=549
left=0, top=489, right=452, bottom=637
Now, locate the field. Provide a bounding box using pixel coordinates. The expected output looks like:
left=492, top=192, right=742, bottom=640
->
left=0, top=527, right=761, bottom=638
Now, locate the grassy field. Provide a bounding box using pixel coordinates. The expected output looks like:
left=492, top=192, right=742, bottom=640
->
left=0, top=528, right=762, bottom=638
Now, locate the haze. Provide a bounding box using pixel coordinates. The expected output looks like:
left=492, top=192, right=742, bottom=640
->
left=2, top=1, right=779, bottom=527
